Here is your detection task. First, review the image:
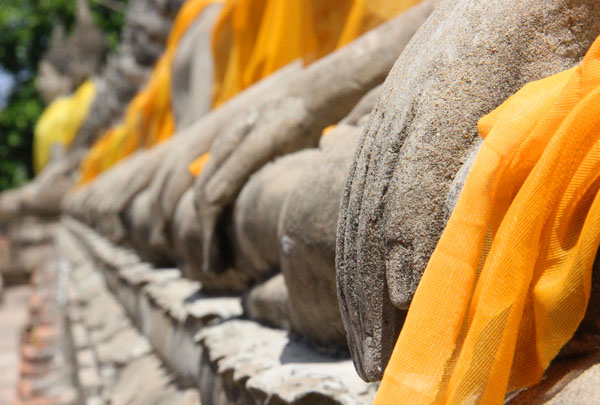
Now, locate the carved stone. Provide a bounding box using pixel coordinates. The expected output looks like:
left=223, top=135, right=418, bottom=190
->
left=337, top=0, right=600, bottom=381
left=194, top=0, right=437, bottom=278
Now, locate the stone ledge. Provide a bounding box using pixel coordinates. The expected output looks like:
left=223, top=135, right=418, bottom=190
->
left=57, top=225, right=200, bottom=405
left=60, top=218, right=378, bottom=404
left=197, top=319, right=377, bottom=405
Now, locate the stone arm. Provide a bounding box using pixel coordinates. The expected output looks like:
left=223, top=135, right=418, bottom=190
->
left=143, top=61, right=303, bottom=256
left=193, top=0, right=437, bottom=275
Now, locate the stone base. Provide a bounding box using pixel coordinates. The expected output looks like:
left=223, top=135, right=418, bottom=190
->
left=58, top=218, right=378, bottom=404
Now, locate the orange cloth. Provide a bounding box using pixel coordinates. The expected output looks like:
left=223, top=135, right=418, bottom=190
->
left=375, top=37, right=600, bottom=404
left=241, top=0, right=352, bottom=93
left=79, top=0, right=220, bottom=184
left=78, top=127, right=116, bottom=185
left=188, top=152, right=211, bottom=176
left=337, top=0, right=421, bottom=47
left=210, top=0, right=268, bottom=107
left=196, top=0, right=421, bottom=174
left=211, top=0, right=420, bottom=107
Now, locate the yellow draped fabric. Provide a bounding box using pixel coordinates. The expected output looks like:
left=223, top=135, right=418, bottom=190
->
left=375, top=37, right=600, bottom=404
left=33, top=80, right=96, bottom=173
left=79, top=0, right=220, bottom=184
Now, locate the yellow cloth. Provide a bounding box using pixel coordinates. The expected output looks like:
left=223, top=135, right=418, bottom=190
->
left=375, top=37, right=600, bottom=404
left=33, top=80, right=96, bottom=172
left=79, top=0, right=219, bottom=184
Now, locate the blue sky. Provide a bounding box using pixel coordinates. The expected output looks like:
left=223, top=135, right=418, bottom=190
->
left=0, top=65, right=15, bottom=110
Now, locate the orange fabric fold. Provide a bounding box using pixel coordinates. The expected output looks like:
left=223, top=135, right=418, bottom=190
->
left=195, top=0, right=421, bottom=173
left=210, top=0, right=269, bottom=107
left=211, top=0, right=420, bottom=107
left=337, top=0, right=421, bottom=47
left=80, top=0, right=423, bottom=182
left=375, top=36, right=600, bottom=404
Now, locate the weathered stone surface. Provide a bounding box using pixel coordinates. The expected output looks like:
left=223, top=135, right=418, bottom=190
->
left=82, top=293, right=126, bottom=331
left=135, top=279, right=198, bottom=383
left=153, top=387, right=201, bottom=405
left=507, top=352, right=600, bottom=404
left=0, top=188, right=25, bottom=220
left=444, top=141, right=481, bottom=220
left=339, top=84, right=382, bottom=127
left=87, top=312, right=130, bottom=346
left=65, top=2, right=224, bottom=253
left=155, top=0, right=187, bottom=18
left=337, top=0, right=600, bottom=381
left=171, top=3, right=222, bottom=130
left=540, top=365, right=600, bottom=404
left=279, top=125, right=361, bottom=353
left=63, top=219, right=246, bottom=388
left=194, top=0, right=436, bottom=276
left=105, top=355, right=172, bottom=405
left=9, top=249, right=80, bottom=405
left=0, top=174, right=70, bottom=224
left=171, top=188, right=251, bottom=292
left=234, top=150, right=318, bottom=282
left=144, top=277, right=201, bottom=322
left=83, top=145, right=170, bottom=244
left=184, top=294, right=243, bottom=329
left=129, top=4, right=172, bottom=44
left=144, top=60, right=303, bottom=258
left=243, top=273, right=290, bottom=330
left=6, top=215, right=56, bottom=245
left=95, top=327, right=152, bottom=367
left=130, top=271, right=242, bottom=385
left=61, top=219, right=380, bottom=404
left=126, top=189, right=174, bottom=264
left=197, top=319, right=378, bottom=405
left=59, top=223, right=203, bottom=403
left=37, top=0, right=107, bottom=103
left=71, top=0, right=183, bottom=150
left=71, top=321, right=91, bottom=350
left=5, top=149, right=85, bottom=219
left=115, top=264, right=161, bottom=319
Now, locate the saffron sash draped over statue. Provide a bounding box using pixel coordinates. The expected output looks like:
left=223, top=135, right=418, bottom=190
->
left=79, top=0, right=221, bottom=184
left=33, top=80, right=96, bottom=173
left=190, top=0, right=422, bottom=175
left=211, top=0, right=421, bottom=107
left=79, top=0, right=424, bottom=182
left=375, top=36, right=600, bottom=404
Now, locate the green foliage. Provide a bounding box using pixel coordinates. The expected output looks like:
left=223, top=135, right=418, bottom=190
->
left=0, top=81, right=42, bottom=190
left=89, top=2, right=127, bottom=52
left=0, top=0, right=127, bottom=191
left=0, top=1, right=78, bottom=74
